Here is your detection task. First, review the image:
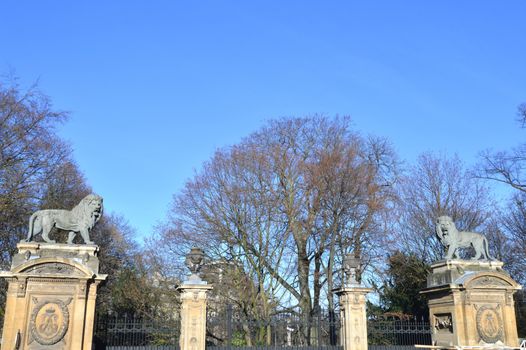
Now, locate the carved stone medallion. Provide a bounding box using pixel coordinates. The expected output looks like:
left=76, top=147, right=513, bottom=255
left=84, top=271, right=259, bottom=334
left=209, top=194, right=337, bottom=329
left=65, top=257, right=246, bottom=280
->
left=476, top=305, right=503, bottom=344
left=29, top=298, right=71, bottom=345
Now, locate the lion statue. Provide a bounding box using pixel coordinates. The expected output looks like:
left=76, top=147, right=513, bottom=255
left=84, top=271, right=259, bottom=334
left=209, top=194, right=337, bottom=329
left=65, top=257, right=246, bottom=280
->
left=435, top=216, right=493, bottom=260
left=24, top=194, right=103, bottom=244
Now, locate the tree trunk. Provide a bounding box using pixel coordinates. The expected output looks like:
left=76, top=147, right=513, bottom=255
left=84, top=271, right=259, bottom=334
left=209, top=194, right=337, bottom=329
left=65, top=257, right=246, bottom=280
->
left=297, top=241, right=312, bottom=344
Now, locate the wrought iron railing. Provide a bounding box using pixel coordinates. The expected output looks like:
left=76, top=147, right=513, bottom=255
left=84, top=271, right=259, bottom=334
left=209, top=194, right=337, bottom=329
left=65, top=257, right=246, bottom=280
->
left=92, top=311, right=432, bottom=349
left=367, top=319, right=432, bottom=346
left=93, top=314, right=180, bottom=349
left=206, top=306, right=341, bottom=347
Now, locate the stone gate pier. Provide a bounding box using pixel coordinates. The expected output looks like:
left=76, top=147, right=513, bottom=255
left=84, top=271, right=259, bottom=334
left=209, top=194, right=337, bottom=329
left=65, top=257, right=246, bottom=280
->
left=422, top=216, right=523, bottom=348
left=0, top=242, right=106, bottom=350
left=334, top=253, right=371, bottom=350
left=422, top=260, right=521, bottom=348
left=177, top=247, right=212, bottom=350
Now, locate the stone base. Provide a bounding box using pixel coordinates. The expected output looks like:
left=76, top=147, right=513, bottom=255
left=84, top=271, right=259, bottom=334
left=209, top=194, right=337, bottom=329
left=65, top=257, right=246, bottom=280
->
left=421, top=260, right=521, bottom=347
left=0, top=242, right=106, bottom=350
left=177, top=283, right=213, bottom=350
left=334, top=286, right=372, bottom=350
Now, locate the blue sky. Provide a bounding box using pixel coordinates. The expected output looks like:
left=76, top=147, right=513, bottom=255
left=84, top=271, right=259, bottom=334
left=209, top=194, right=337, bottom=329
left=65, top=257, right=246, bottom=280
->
left=1, top=1, right=525, bottom=240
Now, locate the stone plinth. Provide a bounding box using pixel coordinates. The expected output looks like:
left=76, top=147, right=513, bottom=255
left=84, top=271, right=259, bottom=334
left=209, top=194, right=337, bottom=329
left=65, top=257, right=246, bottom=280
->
left=177, top=283, right=213, bottom=350
left=334, top=286, right=372, bottom=350
left=0, top=242, right=107, bottom=350
left=421, top=260, right=521, bottom=347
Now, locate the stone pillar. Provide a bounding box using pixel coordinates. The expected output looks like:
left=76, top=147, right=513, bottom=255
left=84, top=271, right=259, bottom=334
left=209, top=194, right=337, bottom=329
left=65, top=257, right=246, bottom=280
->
left=334, top=286, right=372, bottom=350
left=0, top=242, right=106, bottom=350
left=177, top=247, right=212, bottom=350
left=178, top=284, right=213, bottom=350
left=421, top=260, right=522, bottom=347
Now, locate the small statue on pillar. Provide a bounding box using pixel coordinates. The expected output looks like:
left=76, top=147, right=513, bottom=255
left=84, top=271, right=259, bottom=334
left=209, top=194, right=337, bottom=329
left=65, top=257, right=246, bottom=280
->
left=343, top=253, right=361, bottom=287
left=184, top=247, right=206, bottom=284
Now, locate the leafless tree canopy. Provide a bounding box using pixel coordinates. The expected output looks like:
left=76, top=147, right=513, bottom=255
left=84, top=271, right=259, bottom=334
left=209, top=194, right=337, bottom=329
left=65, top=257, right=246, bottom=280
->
left=496, top=193, right=526, bottom=283
left=476, top=103, right=526, bottom=192
left=0, top=78, right=146, bottom=320
left=517, top=103, right=526, bottom=128
left=0, top=79, right=69, bottom=265
left=2, top=75, right=524, bottom=331
left=393, top=153, right=493, bottom=263
left=152, top=116, right=399, bottom=333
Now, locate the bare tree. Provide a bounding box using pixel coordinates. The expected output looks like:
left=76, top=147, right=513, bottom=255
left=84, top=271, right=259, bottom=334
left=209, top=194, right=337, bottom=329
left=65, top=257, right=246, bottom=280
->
left=0, top=77, right=147, bottom=321
left=477, top=103, right=526, bottom=192
left=496, top=193, right=526, bottom=283
left=153, top=116, right=398, bottom=344
left=0, top=78, right=70, bottom=267
left=517, top=103, right=526, bottom=128
left=393, top=152, right=494, bottom=263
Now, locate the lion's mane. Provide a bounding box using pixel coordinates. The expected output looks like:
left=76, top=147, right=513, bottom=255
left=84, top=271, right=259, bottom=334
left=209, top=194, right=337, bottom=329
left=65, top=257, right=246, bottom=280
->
left=70, top=194, right=103, bottom=231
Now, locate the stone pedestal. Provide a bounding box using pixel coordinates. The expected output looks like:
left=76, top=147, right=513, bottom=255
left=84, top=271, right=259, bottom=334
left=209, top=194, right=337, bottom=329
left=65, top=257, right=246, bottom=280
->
left=0, top=242, right=107, bottom=350
left=334, top=286, right=372, bottom=350
left=177, top=283, right=213, bottom=350
left=421, top=260, right=521, bottom=347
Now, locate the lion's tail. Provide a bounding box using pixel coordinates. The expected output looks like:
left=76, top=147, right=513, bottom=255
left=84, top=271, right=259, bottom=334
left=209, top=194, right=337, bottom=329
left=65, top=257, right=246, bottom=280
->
left=25, top=212, right=38, bottom=242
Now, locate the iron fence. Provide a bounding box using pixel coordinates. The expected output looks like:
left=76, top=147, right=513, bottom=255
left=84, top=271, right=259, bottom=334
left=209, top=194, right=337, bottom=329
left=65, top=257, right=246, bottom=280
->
left=207, top=306, right=341, bottom=347
left=93, top=314, right=180, bottom=350
left=516, top=297, right=526, bottom=338
left=207, top=347, right=341, bottom=350
left=92, top=311, right=432, bottom=349
left=104, top=347, right=179, bottom=350
left=367, top=319, right=431, bottom=346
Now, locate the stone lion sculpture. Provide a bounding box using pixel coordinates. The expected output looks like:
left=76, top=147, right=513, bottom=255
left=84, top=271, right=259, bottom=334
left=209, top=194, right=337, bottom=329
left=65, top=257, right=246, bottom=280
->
left=24, top=194, right=103, bottom=244
left=435, top=216, right=493, bottom=260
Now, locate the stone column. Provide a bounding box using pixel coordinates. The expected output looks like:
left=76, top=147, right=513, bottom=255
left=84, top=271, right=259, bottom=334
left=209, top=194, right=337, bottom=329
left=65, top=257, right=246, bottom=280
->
left=335, top=286, right=372, bottom=350
left=178, top=284, right=213, bottom=350
left=0, top=242, right=106, bottom=350
left=421, top=259, right=522, bottom=347
left=177, top=247, right=212, bottom=350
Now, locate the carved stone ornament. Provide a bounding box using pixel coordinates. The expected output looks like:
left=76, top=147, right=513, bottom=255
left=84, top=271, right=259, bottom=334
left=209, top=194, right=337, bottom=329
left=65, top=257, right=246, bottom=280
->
left=185, top=247, right=205, bottom=282
left=29, top=298, right=71, bottom=345
left=471, top=276, right=509, bottom=288
left=343, top=253, right=361, bottom=286
left=434, top=313, right=453, bottom=333
left=24, top=262, right=79, bottom=276
left=475, top=305, right=503, bottom=344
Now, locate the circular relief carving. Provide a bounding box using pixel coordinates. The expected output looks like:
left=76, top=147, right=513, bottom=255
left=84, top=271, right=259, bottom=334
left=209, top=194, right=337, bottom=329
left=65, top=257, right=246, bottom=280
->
left=30, top=299, right=70, bottom=345
left=476, top=306, right=503, bottom=344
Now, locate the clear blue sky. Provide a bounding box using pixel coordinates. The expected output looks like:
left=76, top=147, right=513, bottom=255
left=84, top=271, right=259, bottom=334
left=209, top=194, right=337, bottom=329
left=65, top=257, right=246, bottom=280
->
left=1, top=1, right=525, bottom=241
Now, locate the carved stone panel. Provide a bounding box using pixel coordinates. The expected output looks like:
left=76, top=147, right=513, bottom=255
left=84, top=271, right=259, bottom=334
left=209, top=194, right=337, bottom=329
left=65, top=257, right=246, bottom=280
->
left=29, top=297, right=71, bottom=346
left=433, top=313, right=453, bottom=333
